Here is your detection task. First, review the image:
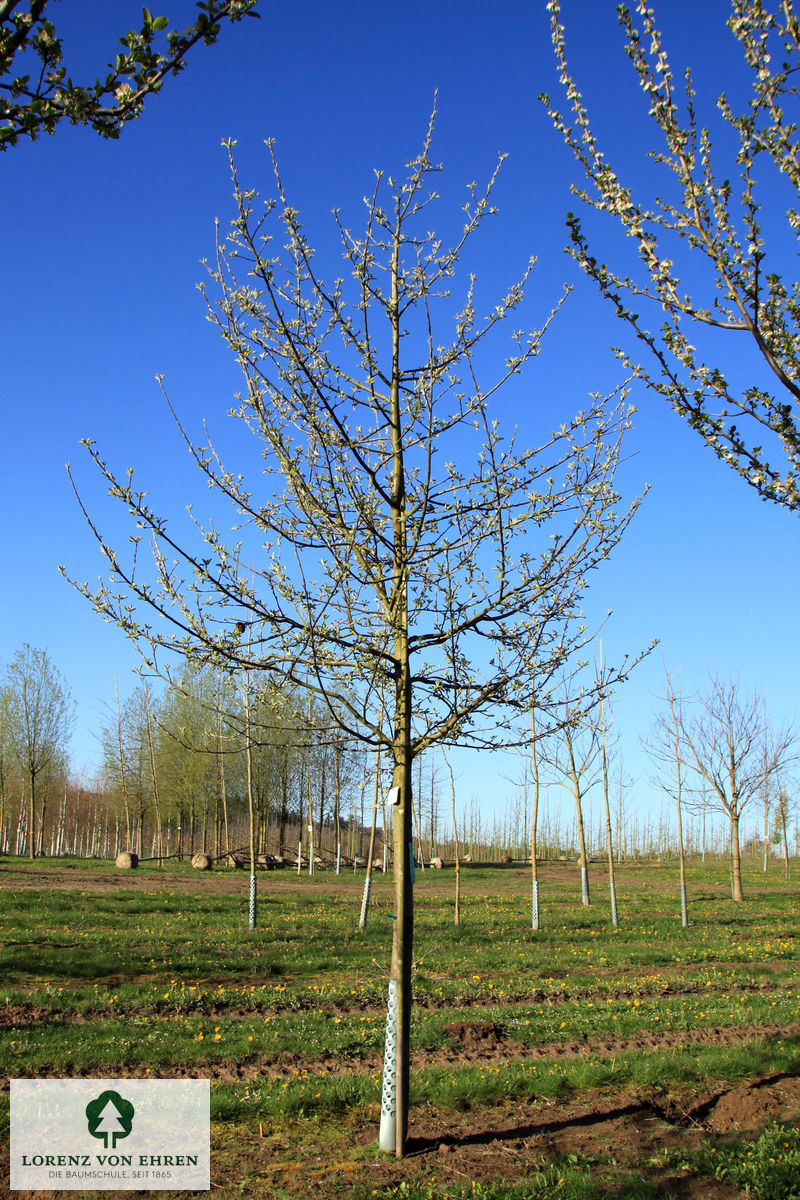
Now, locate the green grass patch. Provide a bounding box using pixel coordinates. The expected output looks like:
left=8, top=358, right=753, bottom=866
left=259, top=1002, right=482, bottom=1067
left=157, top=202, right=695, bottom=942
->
left=356, top=1166, right=669, bottom=1200
left=3, top=855, right=800, bottom=1198
left=700, top=1123, right=800, bottom=1198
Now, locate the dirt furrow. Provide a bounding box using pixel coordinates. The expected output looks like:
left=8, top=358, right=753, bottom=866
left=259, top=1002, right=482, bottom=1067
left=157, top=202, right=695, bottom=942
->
left=3, top=1018, right=798, bottom=1088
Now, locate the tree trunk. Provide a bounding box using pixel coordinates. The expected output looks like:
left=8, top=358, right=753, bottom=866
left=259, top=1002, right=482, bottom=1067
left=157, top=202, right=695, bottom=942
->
left=0, top=751, right=6, bottom=857
left=602, top=792, right=617, bottom=924
left=385, top=744, right=413, bottom=1157
left=304, top=694, right=313, bottom=873
left=334, top=745, right=342, bottom=875
left=28, top=767, right=36, bottom=860
left=15, top=790, right=26, bottom=856
left=144, top=695, right=164, bottom=865
left=359, top=744, right=381, bottom=930
left=317, top=750, right=326, bottom=865
left=429, top=764, right=437, bottom=860
left=763, top=759, right=770, bottom=873
left=597, top=685, right=618, bottom=928
left=453, top=811, right=461, bottom=928
left=442, top=749, right=460, bottom=927
left=297, top=753, right=304, bottom=834
left=115, top=676, right=132, bottom=851
left=38, top=782, right=49, bottom=857
left=411, top=771, right=425, bottom=872
left=564, top=719, right=590, bottom=906
left=244, top=671, right=257, bottom=929
left=667, top=687, right=689, bottom=928
left=278, top=763, right=288, bottom=856
left=730, top=811, right=744, bottom=901
left=530, top=701, right=541, bottom=931
left=676, top=787, right=689, bottom=928
left=574, top=790, right=590, bottom=905
left=380, top=230, right=413, bottom=1159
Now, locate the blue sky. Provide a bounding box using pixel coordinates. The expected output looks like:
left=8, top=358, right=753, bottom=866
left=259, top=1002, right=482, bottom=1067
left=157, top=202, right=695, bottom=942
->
left=2, top=0, right=797, bottom=841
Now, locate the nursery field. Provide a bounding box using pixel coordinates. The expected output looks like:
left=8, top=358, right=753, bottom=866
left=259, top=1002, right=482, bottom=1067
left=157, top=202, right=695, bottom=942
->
left=2, top=857, right=800, bottom=1200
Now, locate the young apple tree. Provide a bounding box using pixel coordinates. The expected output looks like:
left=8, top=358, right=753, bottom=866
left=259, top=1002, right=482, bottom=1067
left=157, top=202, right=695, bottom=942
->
left=643, top=666, right=692, bottom=927
left=4, top=644, right=74, bottom=860
left=676, top=673, right=795, bottom=900
left=775, top=781, right=796, bottom=880
left=66, top=113, right=641, bottom=1155
left=541, top=687, right=601, bottom=909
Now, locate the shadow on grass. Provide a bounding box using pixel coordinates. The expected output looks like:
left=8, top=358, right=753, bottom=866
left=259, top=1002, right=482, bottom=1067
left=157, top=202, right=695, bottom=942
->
left=404, top=1098, right=656, bottom=1156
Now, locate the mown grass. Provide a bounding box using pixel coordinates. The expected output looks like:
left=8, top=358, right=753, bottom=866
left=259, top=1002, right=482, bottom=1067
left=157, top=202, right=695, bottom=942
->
left=2, top=854, right=800, bottom=1196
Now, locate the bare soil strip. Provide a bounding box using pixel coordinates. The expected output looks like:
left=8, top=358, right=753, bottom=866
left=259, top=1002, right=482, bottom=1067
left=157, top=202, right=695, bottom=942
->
left=207, top=1073, right=800, bottom=1200
left=3, top=1019, right=798, bottom=1088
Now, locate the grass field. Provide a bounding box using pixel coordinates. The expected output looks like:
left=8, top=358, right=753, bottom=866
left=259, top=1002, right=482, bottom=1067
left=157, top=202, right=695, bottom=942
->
left=2, top=856, right=800, bottom=1199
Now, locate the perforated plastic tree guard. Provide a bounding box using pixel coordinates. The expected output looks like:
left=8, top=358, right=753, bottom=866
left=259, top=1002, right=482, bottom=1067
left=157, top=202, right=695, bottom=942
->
left=359, top=875, right=372, bottom=930
left=581, top=866, right=590, bottom=906
left=378, top=978, right=398, bottom=1152
left=248, top=874, right=257, bottom=929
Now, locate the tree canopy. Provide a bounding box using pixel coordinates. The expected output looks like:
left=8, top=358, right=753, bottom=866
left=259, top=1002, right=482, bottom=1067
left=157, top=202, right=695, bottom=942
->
left=66, top=116, right=641, bottom=763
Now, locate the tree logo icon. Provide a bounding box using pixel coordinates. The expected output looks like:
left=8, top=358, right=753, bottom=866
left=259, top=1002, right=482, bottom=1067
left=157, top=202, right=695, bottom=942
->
left=85, top=1090, right=135, bottom=1149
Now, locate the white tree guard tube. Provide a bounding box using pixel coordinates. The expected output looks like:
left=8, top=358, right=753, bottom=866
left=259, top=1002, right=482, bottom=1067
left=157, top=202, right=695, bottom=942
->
left=531, top=879, right=540, bottom=931
left=359, top=874, right=372, bottom=930
left=249, top=874, right=257, bottom=930
left=378, top=978, right=398, bottom=1152
left=581, top=865, right=590, bottom=906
